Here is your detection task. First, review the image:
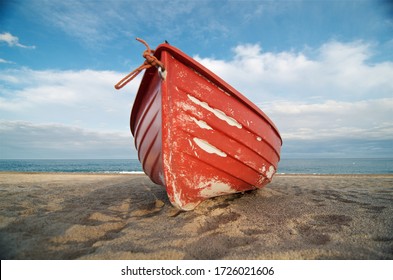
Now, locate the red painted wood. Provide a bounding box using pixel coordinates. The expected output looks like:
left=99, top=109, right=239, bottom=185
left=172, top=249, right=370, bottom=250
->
left=130, top=43, right=282, bottom=210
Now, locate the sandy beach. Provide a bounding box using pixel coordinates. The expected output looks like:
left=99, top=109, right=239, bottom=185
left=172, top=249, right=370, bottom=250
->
left=0, top=172, right=392, bottom=260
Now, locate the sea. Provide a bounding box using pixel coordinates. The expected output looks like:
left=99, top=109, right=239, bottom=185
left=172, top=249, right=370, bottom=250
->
left=0, top=158, right=392, bottom=174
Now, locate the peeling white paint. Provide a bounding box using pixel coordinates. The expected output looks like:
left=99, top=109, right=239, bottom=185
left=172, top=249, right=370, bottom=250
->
left=199, top=181, right=236, bottom=198
left=177, top=71, right=187, bottom=78
left=257, top=175, right=266, bottom=185
left=179, top=101, right=198, bottom=114
left=196, top=81, right=213, bottom=92
left=193, top=138, right=227, bottom=157
left=187, top=94, right=242, bottom=129
left=266, top=165, right=275, bottom=179
left=172, top=188, right=183, bottom=208
left=256, top=137, right=262, bottom=141
left=190, top=117, right=213, bottom=130
left=216, top=86, right=231, bottom=96
left=173, top=192, right=199, bottom=211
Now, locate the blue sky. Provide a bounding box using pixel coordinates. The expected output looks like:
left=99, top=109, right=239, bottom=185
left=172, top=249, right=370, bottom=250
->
left=0, top=0, right=392, bottom=159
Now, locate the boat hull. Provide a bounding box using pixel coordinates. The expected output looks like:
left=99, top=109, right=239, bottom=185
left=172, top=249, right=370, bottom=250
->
left=131, top=44, right=282, bottom=210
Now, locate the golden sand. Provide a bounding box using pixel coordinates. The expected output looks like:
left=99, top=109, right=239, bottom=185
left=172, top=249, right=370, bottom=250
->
left=0, top=173, right=392, bottom=259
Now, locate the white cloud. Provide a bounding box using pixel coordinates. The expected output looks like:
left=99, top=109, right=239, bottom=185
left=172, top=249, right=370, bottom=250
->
left=0, top=68, right=140, bottom=131
left=0, top=58, right=15, bottom=64
left=0, top=32, right=35, bottom=49
left=0, top=67, right=145, bottom=159
left=263, top=99, right=393, bottom=141
left=0, top=120, right=135, bottom=159
left=194, top=41, right=393, bottom=102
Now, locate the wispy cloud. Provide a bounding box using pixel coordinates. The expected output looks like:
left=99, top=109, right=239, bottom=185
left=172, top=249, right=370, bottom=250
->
left=0, top=58, right=15, bottom=64
left=0, top=32, right=35, bottom=49
left=0, top=68, right=139, bottom=131
left=0, top=67, right=139, bottom=159
left=195, top=41, right=393, bottom=102
left=22, top=0, right=229, bottom=48
left=0, top=120, right=134, bottom=159
left=22, top=0, right=118, bottom=48
left=266, top=99, right=393, bottom=140
left=0, top=67, right=138, bottom=159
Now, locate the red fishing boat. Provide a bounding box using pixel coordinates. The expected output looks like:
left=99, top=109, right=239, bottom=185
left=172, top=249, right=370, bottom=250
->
left=115, top=39, right=282, bottom=210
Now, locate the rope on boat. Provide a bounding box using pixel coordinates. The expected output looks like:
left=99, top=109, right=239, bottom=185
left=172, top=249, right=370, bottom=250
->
left=115, top=38, right=166, bottom=90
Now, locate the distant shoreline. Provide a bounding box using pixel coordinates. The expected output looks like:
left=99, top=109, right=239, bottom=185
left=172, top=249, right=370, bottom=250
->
left=0, top=171, right=391, bottom=177
left=1, top=158, right=392, bottom=174
left=0, top=171, right=146, bottom=176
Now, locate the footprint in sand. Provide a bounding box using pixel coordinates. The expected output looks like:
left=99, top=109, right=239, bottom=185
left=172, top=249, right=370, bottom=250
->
left=295, top=214, right=353, bottom=245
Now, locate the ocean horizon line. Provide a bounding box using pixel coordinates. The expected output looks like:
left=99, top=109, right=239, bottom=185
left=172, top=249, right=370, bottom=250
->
left=0, top=158, right=392, bottom=175
left=1, top=157, right=393, bottom=160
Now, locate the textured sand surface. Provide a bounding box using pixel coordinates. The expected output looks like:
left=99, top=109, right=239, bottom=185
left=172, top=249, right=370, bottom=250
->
left=0, top=173, right=392, bottom=259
